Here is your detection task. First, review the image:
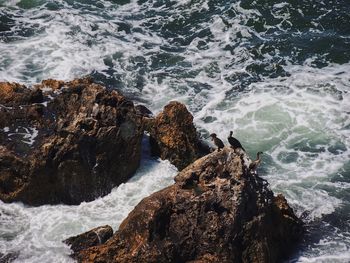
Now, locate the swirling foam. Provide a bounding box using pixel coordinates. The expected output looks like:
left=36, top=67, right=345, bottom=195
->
left=0, top=136, right=177, bottom=262
left=0, top=0, right=349, bottom=262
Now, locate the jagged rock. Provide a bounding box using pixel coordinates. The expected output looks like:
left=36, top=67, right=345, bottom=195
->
left=38, top=79, right=65, bottom=90
left=135, top=104, right=153, bottom=118
left=0, top=78, right=144, bottom=205
left=75, top=147, right=303, bottom=263
left=0, top=82, right=43, bottom=107
left=148, top=101, right=210, bottom=170
left=64, top=225, right=113, bottom=255
left=0, top=146, right=30, bottom=198
left=0, top=251, right=19, bottom=263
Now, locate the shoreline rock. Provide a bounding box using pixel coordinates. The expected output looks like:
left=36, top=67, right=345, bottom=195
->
left=64, top=225, right=113, bottom=255
left=73, top=147, right=304, bottom=263
left=148, top=101, right=210, bottom=170
left=0, top=78, right=208, bottom=206
left=0, top=78, right=144, bottom=205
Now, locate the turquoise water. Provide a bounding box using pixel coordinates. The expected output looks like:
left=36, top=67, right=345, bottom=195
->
left=0, top=0, right=349, bottom=262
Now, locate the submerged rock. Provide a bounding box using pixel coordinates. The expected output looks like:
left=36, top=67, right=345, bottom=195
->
left=75, top=147, right=303, bottom=263
left=0, top=78, right=143, bottom=205
left=148, top=101, right=210, bottom=170
left=64, top=225, right=113, bottom=255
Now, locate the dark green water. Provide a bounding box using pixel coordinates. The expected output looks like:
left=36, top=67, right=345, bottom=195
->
left=0, top=0, right=349, bottom=262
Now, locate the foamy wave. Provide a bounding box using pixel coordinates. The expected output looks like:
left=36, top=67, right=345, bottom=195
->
left=191, top=63, right=349, bottom=223
left=0, top=136, right=177, bottom=263
left=0, top=0, right=349, bottom=262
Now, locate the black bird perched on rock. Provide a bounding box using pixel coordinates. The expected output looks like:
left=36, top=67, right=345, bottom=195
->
left=209, top=133, right=224, bottom=152
left=228, top=131, right=245, bottom=152
left=249, top=151, right=263, bottom=174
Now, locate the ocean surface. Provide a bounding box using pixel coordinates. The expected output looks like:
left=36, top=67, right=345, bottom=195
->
left=0, top=0, right=349, bottom=262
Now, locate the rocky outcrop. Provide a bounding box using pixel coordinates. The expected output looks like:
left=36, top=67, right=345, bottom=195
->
left=0, top=82, right=43, bottom=107
left=0, top=78, right=144, bottom=205
left=0, top=77, right=210, bottom=205
left=64, top=225, right=113, bottom=255
left=74, top=147, right=303, bottom=263
left=148, top=101, right=210, bottom=170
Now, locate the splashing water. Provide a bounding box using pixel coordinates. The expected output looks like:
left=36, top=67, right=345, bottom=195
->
left=0, top=0, right=349, bottom=262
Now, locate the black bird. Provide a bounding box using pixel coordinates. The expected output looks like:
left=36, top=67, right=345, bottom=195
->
left=228, top=131, right=245, bottom=152
left=209, top=133, right=224, bottom=152
left=249, top=151, right=263, bottom=174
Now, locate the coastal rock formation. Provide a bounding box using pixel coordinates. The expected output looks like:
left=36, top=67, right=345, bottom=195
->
left=0, top=78, right=143, bottom=205
left=148, top=101, right=210, bottom=170
left=0, top=82, right=43, bottom=107
left=64, top=225, right=113, bottom=255
left=74, top=147, right=303, bottom=263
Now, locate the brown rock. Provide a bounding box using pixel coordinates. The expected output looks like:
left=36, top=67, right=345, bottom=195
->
left=0, top=82, right=43, bottom=107
left=0, top=78, right=144, bottom=205
left=0, top=147, right=29, bottom=199
left=39, top=79, right=65, bottom=90
left=148, top=101, right=210, bottom=170
left=75, top=147, right=303, bottom=263
left=64, top=225, right=113, bottom=255
left=135, top=104, right=153, bottom=117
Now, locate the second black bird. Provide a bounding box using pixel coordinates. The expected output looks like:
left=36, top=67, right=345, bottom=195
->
left=228, top=131, right=245, bottom=152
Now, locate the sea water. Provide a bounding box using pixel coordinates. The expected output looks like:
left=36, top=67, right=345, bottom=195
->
left=0, top=0, right=349, bottom=262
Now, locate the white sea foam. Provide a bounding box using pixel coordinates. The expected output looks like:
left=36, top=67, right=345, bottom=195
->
left=0, top=136, right=177, bottom=262
left=297, top=236, right=350, bottom=263
left=7, top=126, right=39, bottom=145
left=0, top=0, right=21, bottom=6
left=190, top=64, right=350, bottom=222
left=0, top=0, right=349, bottom=262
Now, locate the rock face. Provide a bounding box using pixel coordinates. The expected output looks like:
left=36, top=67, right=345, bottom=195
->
left=75, top=147, right=303, bottom=263
left=64, top=225, right=113, bottom=255
left=0, top=78, right=144, bottom=205
left=148, top=101, right=210, bottom=170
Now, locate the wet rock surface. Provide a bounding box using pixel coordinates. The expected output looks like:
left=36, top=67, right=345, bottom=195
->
left=0, top=78, right=144, bottom=205
left=148, top=101, right=210, bottom=170
left=75, top=147, right=303, bottom=263
left=64, top=225, right=113, bottom=255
